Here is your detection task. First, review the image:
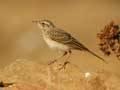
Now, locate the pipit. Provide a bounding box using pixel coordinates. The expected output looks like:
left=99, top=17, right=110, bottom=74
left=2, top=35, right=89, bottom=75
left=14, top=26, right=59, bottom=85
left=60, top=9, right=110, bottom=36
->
left=33, top=19, right=107, bottom=69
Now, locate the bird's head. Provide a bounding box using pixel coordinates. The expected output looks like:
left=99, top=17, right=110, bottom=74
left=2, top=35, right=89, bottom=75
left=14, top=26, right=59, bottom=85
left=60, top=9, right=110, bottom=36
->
left=32, top=19, right=55, bottom=31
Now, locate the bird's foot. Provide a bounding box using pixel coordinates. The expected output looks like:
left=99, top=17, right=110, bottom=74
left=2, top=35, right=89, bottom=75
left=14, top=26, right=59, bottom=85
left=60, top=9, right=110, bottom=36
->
left=58, top=61, right=70, bottom=70
left=48, top=60, right=57, bottom=65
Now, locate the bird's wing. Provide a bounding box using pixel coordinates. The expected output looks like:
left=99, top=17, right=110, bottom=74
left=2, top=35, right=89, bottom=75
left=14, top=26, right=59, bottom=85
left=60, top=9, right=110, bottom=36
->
left=48, top=28, right=87, bottom=50
left=48, top=28, right=107, bottom=63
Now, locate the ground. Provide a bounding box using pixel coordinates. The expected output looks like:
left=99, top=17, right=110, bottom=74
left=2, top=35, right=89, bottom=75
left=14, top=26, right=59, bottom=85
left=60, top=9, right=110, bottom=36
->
left=0, top=59, right=120, bottom=90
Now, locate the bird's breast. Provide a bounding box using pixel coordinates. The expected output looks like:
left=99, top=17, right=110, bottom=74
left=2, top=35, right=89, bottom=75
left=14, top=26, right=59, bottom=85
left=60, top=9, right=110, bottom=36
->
left=43, top=35, right=69, bottom=51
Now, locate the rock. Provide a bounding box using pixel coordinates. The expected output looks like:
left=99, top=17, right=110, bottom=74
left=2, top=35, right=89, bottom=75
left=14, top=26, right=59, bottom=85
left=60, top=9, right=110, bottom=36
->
left=0, top=59, right=120, bottom=90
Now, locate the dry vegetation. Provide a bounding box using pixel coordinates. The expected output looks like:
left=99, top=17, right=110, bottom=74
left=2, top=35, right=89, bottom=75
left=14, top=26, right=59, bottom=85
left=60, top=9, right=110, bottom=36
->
left=97, top=21, right=120, bottom=60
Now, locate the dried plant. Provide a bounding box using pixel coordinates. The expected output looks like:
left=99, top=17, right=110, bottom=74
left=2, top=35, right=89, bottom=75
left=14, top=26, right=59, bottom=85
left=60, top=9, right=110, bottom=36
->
left=97, top=21, right=120, bottom=60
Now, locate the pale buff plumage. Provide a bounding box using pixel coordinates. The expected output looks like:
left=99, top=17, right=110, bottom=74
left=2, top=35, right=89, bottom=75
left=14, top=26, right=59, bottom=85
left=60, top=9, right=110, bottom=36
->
left=33, top=19, right=107, bottom=65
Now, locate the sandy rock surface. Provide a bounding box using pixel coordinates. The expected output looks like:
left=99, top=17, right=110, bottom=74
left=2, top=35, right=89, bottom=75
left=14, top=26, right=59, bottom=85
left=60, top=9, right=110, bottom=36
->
left=0, top=59, right=120, bottom=90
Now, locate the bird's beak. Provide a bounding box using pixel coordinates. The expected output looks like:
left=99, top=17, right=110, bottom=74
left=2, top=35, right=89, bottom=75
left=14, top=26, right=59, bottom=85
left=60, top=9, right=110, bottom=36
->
left=32, top=20, right=43, bottom=29
left=32, top=20, right=40, bottom=24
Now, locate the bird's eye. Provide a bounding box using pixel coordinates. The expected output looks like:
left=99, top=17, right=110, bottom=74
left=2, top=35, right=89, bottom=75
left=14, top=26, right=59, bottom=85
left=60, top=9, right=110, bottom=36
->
left=41, top=22, right=50, bottom=27
left=41, top=22, right=45, bottom=25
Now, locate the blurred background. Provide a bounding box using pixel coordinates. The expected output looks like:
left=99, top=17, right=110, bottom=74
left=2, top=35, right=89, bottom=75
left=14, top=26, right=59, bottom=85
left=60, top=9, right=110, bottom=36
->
left=0, top=0, right=120, bottom=75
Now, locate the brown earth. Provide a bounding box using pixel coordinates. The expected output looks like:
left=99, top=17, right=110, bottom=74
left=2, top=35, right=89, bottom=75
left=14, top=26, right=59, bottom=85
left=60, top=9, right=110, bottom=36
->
left=0, top=59, right=120, bottom=90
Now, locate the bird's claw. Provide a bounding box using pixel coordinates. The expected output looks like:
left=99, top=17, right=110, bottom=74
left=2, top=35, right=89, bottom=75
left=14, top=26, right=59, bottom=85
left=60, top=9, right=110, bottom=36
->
left=58, top=61, right=70, bottom=70
left=48, top=60, right=57, bottom=65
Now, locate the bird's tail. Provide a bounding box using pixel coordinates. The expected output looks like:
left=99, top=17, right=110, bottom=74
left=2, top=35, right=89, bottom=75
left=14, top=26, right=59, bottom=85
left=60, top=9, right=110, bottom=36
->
left=70, top=38, right=107, bottom=63
left=85, top=49, right=108, bottom=64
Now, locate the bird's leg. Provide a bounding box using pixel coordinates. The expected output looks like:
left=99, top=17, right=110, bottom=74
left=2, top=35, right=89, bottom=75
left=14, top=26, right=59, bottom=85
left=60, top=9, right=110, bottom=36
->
left=59, top=50, right=71, bottom=70
left=48, top=51, right=67, bottom=65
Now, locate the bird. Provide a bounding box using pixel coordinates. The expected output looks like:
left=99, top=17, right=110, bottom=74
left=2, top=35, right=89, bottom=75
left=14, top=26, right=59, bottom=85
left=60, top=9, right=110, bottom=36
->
left=32, top=19, right=107, bottom=69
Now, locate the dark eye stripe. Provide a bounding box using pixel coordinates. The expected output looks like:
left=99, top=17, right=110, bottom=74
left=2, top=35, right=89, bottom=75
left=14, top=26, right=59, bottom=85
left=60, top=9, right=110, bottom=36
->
left=41, top=22, right=50, bottom=27
left=40, top=20, right=55, bottom=27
